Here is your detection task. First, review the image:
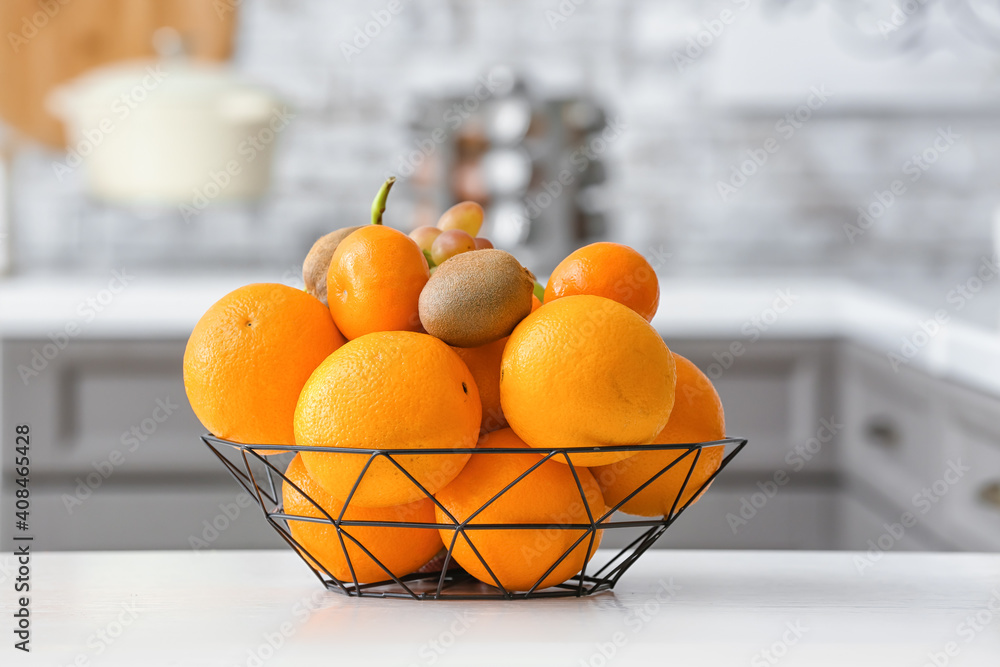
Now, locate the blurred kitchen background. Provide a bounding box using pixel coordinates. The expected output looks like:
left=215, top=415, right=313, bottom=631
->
left=2, top=0, right=1000, bottom=554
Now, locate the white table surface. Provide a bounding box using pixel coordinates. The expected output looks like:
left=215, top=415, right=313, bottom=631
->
left=5, top=549, right=1000, bottom=666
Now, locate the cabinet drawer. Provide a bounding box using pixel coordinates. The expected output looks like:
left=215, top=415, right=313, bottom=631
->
left=0, top=484, right=282, bottom=550
left=836, top=490, right=938, bottom=552
left=2, top=339, right=211, bottom=475
left=670, top=340, right=832, bottom=474
left=940, top=387, right=1000, bottom=551
left=839, top=345, right=946, bottom=509
left=600, top=488, right=837, bottom=550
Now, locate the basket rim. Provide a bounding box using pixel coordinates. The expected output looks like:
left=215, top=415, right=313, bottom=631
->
left=200, top=434, right=749, bottom=599
left=200, top=434, right=748, bottom=456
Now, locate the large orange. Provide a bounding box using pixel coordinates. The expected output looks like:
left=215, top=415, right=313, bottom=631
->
left=451, top=337, right=508, bottom=434
left=593, top=352, right=726, bottom=517
left=326, top=225, right=430, bottom=340
left=544, top=242, right=660, bottom=322
left=434, top=428, right=605, bottom=592
left=296, top=331, right=480, bottom=507
left=282, top=455, right=442, bottom=584
left=183, top=283, right=345, bottom=451
left=500, top=295, right=676, bottom=466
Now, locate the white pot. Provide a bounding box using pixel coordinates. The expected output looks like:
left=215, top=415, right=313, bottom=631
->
left=47, top=60, right=286, bottom=205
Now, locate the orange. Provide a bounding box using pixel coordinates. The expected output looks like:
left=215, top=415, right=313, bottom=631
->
left=593, top=353, right=726, bottom=517
left=296, top=331, right=480, bottom=507
left=282, top=455, right=442, bottom=584
left=451, top=337, right=508, bottom=435
left=531, top=294, right=542, bottom=312
left=544, top=242, right=660, bottom=322
left=434, top=428, right=605, bottom=592
left=326, top=225, right=430, bottom=340
left=500, top=295, right=676, bottom=466
left=183, top=283, right=345, bottom=452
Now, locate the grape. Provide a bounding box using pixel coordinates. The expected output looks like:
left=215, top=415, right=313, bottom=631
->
left=474, top=237, right=494, bottom=250
left=409, top=226, right=442, bottom=253
left=431, top=229, right=476, bottom=265
left=437, top=201, right=484, bottom=237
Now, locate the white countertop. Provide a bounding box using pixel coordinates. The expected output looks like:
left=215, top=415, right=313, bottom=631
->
left=3, top=272, right=1000, bottom=397
left=6, top=549, right=999, bottom=666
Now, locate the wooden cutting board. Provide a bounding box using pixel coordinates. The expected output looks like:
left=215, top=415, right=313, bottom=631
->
left=0, top=0, right=236, bottom=148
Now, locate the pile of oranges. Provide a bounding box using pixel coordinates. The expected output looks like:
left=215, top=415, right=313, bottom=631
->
left=184, top=179, right=727, bottom=593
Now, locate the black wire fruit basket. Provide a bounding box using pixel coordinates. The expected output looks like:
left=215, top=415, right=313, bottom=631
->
left=203, top=435, right=746, bottom=600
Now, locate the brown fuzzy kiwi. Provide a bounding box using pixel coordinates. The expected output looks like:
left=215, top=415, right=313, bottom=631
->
left=419, top=249, right=535, bottom=347
left=302, top=226, right=363, bottom=305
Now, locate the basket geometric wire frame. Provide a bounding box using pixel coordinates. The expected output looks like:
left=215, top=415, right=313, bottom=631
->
left=203, top=435, right=747, bottom=600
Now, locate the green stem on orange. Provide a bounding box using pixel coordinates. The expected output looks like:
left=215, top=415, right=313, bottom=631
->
left=370, top=177, right=396, bottom=226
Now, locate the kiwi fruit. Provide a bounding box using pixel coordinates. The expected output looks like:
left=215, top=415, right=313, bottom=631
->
left=302, top=226, right=363, bottom=305
left=419, top=249, right=535, bottom=347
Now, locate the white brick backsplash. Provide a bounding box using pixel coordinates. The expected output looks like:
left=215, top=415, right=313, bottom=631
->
left=8, top=0, right=999, bottom=280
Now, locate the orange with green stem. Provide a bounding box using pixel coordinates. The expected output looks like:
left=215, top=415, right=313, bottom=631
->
left=326, top=179, right=430, bottom=339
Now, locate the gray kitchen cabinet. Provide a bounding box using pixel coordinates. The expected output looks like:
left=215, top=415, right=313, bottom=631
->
left=835, top=488, right=937, bottom=553
left=654, top=339, right=840, bottom=550
left=837, top=343, right=1000, bottom=552
left=657, top=487, right=839, bottom=550
left=3, top=332, right=992, bottom=553
left=937, top=382, right=1000, bottom=551
left=1, top=339, right=281, bottom=550
left=838, top=344, right=948, bottom=511
left=3, top=334, right=841, bottom=551
left=670, top=339, right=839, bottom=475
left=21, top=486, right=283, bottom=551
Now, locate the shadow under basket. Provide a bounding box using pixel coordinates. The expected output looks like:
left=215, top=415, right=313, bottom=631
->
left=202, top=435, right=747, bottom=600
